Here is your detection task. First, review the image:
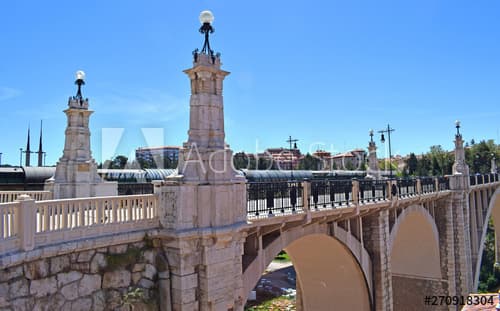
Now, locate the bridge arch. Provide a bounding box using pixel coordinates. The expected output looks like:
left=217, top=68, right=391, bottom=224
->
left=389, top=204, right=442, bottom=278
left=389, top=204, right=444, bottom=309
left=243, top=223, right=371, bottom=310
left=474, top=186, right=500, bottom=290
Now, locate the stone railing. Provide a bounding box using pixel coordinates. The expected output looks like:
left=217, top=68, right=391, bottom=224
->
left=0, top=191, right=53, bottom=203
left=0, top=194, right=159, bottom=256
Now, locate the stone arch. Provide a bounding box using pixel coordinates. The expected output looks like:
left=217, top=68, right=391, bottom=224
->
left=474, top=186, right=500, bottom=290
left=389, top=205, right=444, bottom=310
left=243, top=223, right=372, bottom=310
left=389, top=204, right=442, bottom=278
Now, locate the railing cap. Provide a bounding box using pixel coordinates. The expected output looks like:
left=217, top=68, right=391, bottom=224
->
left=16, top=194, right=32, bottom=201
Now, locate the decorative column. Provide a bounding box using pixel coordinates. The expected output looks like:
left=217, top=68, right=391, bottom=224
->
left=367, top=129, right=380, bottom=179
left=448, top=120, right=474, bottom=296
left=156, top=11, right=247, bottom=311
left=47, top=71, right=117, bottom=199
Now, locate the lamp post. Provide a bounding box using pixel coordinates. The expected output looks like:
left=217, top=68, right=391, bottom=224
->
left=455, top=120, right=461, bottom=136
left=199, top=10, right=215, bottom=56
left=19, top=148, right=23, bottom=167
left=378, top=124, right=395, bottom=178
left=492, top=153, right=497, bottom=174
left=286, top=136, right=298, bottom=179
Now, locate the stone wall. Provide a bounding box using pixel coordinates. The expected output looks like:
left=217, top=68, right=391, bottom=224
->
left=0, top=240, right=167, bottom=311
left=392, top=275, right=447, bottom=311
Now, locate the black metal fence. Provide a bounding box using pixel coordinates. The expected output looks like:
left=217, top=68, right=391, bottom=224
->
left=438, top=176, right=450, bottom=191
left=310, top=180, right=352, bottom=210
left=246, top=181, right=303, bottom=216
left=359, top=179, right=387, bottom=203
left=246, top=174, right=495, bottom=216
left=421, top=177, right=436, bottom=193
left=397, top=178, right=417, bottom=198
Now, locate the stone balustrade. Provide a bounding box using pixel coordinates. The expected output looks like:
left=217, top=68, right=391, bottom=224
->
left=0, top=191, right=52, bottom=203
left=0, top=194, right=159, bottom=256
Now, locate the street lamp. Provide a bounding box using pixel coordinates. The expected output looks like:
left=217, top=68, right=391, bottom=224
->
left=19, top=148, right=23, bottom=167
left=378, top=124, right=395, bottom=178
left=199, top=10, right=215, bottom=56
left=455, top=120, right=461, bottom=136
left=286, top=136, right=298, bottom=179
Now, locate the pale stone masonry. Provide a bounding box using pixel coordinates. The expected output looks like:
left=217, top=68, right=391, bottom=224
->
left=46, top=72, right=117, bottom=199
left=0, top=240, right=166, bottom=310
left=154, top=51, right=247, bottom=310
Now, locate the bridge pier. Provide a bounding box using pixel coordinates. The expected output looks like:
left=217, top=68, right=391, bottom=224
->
left=363, top=209, right=393, bottom=311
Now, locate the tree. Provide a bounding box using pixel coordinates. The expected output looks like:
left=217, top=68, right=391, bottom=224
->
left=406, top=153, right=418, bottom=175
left=112, top=155, right=128, bottom=169
left=415, top=154, right=431, bottom=176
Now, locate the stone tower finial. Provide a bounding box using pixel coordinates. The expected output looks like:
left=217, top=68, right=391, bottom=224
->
left=367, top=129, right=380, bottom=178
left=452, top=120, right=470, bottom=176
left=50, top=70, right=117, bottom=198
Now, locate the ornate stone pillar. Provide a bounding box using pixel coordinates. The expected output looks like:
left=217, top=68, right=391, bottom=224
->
left=367, top=130, right=380, bottom=179
left=47, top=71, right=117, bottom=199
left=156, top=11, right=247, bottom=311
left=448, top=121, right=473, bottom=296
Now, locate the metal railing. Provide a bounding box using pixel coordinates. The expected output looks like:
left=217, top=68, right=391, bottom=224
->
left=397, top=178, right=417, bottom=198
left=310, top=180, right=352, bottom=209
left=359, top=179, right=387, bottom=203
left=246, top=181, right=303, bottom=216
left=421, top=177, right=436, bottom=193
left=438, top=176, right=450, bottom=191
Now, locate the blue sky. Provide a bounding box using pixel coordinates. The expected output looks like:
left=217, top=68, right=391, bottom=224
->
left=1, top=0, right=499, bottom=166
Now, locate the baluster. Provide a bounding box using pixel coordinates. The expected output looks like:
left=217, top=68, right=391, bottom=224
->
left=62, top=202, right=68, bottom=229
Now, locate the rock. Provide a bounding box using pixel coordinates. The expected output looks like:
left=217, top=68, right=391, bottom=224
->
left=30, top=276, right=57, bottom=297
left=57, top=271, right=82, bottom=287
left=92, top=290, right=106, bottom=311
left=77, top=250, right=96, bottom=263
left=132, top=263, right=145, bottom=273
left=61, top=281, right=79, bottom=300
left=79, top=274, right=101, bottom=296
left=90, top=253, right=107, bottom=273
left=71, top=297, right=92, bottom=311
left=10, top=297, right=34, bottom=311
left=0, top=266, right=23, bottom=282
left=32, top=293, right=65, bottom=310
left=109, top=245, right=128, bottom=254
left=103, top=270, right=131, bottom=288
left=24, top=260, right=49, bottom=280
left=9, top=278, right=29, bottom=299
left=138, top=278, right=155, bottom=289
left=142, top=250, right=155, bottom=264
left=106, top=289, right=123, bottom=309
left=132, top=272, right=142, bottom=285
left=142, top=264, right=156, bottom=280
left=70, top=262, right=90, bottom=273
left=50, top=256, right=70, bottom=275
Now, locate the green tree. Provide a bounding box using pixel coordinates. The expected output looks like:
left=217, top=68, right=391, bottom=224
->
left=416, top=154, right=431, bottom=176
left=406, top=153, right=418, bottom=175
left=478, top=218, right=500, bottom=292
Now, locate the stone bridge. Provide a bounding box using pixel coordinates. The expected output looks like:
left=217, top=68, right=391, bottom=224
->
left=1, top=12, right=500, bottom=311
left=0, top=173, right=499, bottom=310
